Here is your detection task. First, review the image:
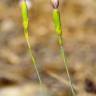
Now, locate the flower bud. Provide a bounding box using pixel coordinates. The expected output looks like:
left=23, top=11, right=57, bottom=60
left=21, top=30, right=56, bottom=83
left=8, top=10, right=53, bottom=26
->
left=51, top=0, right=59, bottom=9
left=19, top=0, right=32, bottom=10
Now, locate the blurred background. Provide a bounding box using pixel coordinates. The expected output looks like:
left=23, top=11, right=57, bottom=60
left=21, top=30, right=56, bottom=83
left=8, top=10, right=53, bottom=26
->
left=0, top=0, right=96, bottom=96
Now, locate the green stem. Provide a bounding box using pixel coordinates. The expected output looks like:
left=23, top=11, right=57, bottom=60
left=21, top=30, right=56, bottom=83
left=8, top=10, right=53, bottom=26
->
left=25, top=32, right=42, bottom=86
left=58, top=35, right=76, bottom=96
left=20, top=0, right=43, bottom=92
left=52, top=3, right=76, bottom=95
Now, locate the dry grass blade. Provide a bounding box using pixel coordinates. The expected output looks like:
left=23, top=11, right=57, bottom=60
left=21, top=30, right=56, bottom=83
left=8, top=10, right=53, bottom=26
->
left=46, top=70, right=79, bottom=92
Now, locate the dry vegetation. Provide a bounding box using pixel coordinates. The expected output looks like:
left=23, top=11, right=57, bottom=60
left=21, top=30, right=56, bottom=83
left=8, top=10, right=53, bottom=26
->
left=0, top=0, right=96, bottom=96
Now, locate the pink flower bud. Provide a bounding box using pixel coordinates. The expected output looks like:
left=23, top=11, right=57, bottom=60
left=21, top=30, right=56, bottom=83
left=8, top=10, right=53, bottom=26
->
left=51, top=0, right=59, bottom=9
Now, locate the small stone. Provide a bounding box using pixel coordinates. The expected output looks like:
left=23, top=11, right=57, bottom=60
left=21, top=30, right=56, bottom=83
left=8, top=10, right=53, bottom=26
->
left=0, top=83, right=53, bottom=96
left=1, top=19, right=16, bottom=33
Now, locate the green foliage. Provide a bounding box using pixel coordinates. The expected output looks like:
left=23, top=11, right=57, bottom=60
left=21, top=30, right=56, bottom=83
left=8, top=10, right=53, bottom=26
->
left=20, top=0, right=42, bottom=88
left=20, top=0, right=76, bottom=95
left=53, top=9, right=62, bottom=36
left=51, top=0, right=76, bottom=95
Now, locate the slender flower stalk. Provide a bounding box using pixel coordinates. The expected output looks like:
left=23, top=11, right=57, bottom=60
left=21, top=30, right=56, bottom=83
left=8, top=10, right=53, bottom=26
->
left=51, top=0, right=76, bottom=95
left=20, top=0, right=42, bottom=88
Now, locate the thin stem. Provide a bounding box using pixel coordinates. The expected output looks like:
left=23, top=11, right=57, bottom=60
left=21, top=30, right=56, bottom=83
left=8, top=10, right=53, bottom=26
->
left=20, top=0, right=43, bottom=93
left=58, top=35, right=76, bottom=96
left=51, top=0, right=76, bottom=95
left=25, top=32, right=42, bottom=87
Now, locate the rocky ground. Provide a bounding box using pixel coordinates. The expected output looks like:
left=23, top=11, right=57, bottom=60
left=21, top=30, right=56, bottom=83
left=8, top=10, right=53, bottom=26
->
left=0, top=0, right=96, bottom=96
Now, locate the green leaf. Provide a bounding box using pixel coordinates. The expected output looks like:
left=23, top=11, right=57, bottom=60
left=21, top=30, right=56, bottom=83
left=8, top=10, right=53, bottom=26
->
left=21, top=0, right=29, bottom=31
left=53, top=9, right=62, bottom=35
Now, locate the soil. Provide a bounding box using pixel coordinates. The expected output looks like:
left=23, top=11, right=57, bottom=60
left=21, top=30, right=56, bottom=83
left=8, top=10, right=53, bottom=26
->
left=0, top=0, right=96, bottom=96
